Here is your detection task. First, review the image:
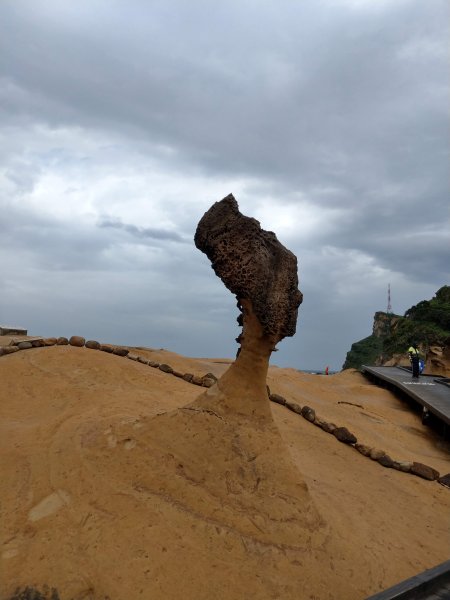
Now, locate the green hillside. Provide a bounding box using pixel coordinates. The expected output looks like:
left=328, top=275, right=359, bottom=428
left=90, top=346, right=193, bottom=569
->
left=342, top=335, right=384, bottom=370
left=343, top=285, right=450, bottom=370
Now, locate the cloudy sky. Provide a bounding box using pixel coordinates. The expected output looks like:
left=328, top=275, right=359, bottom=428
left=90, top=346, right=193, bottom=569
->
left=1, top=0, right=448, bottom=371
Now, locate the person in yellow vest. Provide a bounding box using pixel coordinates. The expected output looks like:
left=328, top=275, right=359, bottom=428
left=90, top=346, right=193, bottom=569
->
left=408, top=342, right=421, bottom=379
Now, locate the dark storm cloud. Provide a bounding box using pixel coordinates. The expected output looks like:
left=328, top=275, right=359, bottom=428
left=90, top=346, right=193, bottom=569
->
left=1, top=0, right=447, bottom=229
left=1, top=1, right=447, bottom=183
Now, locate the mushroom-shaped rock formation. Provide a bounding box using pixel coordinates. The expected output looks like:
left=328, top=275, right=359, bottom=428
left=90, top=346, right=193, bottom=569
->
left=101, top=197, right=326, bottom=548
left=193, top=193, right=302, bottom=420
left=72, top=195, right=359, bottom=599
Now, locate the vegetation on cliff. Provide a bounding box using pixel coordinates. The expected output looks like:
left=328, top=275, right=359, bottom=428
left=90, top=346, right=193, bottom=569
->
left=343, top=286, right=450, bottom=370
left=342, top=334, right=384, bottom=370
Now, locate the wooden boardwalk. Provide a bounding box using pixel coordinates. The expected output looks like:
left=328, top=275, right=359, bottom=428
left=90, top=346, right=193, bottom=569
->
left=361, top=366, right=450, bottom=426
left=366, top=559, right=450, bottom=599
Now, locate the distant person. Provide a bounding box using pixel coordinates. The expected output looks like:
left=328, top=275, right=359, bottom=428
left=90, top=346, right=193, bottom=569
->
left=325, top=366, right=329, bottom=375
left=408, top=342, right=420, bottom=379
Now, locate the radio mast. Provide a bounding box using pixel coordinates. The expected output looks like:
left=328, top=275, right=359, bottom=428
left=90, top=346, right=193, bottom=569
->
left=387, top=283, right=392, bottom=314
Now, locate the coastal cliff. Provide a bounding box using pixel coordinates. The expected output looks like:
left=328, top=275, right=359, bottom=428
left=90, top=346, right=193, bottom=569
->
left=343, top=285, right=450, bottom=375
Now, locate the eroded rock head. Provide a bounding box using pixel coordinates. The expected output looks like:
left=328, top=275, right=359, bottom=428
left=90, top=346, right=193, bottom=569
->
left=195, top=194, right=302, bottom=343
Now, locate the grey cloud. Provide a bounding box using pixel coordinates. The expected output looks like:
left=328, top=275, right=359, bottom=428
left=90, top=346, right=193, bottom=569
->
left=1, top=2, right=447, bottom=184
left=0, top=212, right=112, bottom=272
left=306, top=200, right=449, bottom=284
left=3, top=2, right=447, bottom=247
left=98, top=217, right=187, bottom=244
left=0, top=0, right=448, bottom=370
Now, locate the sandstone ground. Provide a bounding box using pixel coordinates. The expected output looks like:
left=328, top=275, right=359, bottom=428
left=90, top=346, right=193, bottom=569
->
left=1, top=337, right=449, bottom=599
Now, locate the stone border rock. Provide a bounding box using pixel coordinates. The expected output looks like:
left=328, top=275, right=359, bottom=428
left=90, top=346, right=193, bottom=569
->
left=1, top=336, right=447, bottom=486
left=0, top=336, right=216, bottom=389
left=267, top=390, right=446, bottom=485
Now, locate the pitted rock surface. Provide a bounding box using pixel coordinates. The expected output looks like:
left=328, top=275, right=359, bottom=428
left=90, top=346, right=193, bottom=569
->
left=194, top=194, right=302, bottom=341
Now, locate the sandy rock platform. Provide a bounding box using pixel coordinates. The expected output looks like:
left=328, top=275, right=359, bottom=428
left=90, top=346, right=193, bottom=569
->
left=0, top=340, right=449, bottom=599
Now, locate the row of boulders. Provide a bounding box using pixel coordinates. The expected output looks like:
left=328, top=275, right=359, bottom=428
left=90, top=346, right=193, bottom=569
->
left=268, top=390, right=449, bottom=486
left=2, top=335, right=447, bottom=487
left=0, top=335, right=218, bottom=389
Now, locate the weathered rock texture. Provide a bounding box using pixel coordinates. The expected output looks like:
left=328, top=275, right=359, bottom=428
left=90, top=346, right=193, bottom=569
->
left=195, top=193, right=302, bottom=345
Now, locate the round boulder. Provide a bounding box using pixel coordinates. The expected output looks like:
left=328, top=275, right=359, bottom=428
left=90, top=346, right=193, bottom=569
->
left=269, top=393, right=286, bottom=406
left=204, top=372, right=218, bottom=382
left=285, top=401, right=302, bottom=415
left=320, top=422, right=337, bottom=434
left=159, top=363, right=174, bottom=374
left=57, top=337, right=69, bottom=345
left=392, top=461, right=412, bottom=473
left=113, top=347, right=129, bottom=357
left=377, top=454, right=394, bottom=468
left=17, top=341, right=33, bottom=350
left=301, top=405, right=316, bottom=423
left=69, top=336, right=85, bottom=347
left=410, top=462, right=440, bottom=481
left=100, top=344, right=114, bottom=353
left=355, top=443, right=371, bottom=457
left=11, top=345, right=21, bottom=353
left=332, top=427, right=357, bottom=444
left=85, top=340, right=101, bottom=350
left=369, top=448, right=385, bottom=461
left=1, top=346, right=20, bottom=355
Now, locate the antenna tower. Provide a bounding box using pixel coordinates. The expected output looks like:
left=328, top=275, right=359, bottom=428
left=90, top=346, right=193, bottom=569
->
left=387, top=283, right=392, bottom=314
